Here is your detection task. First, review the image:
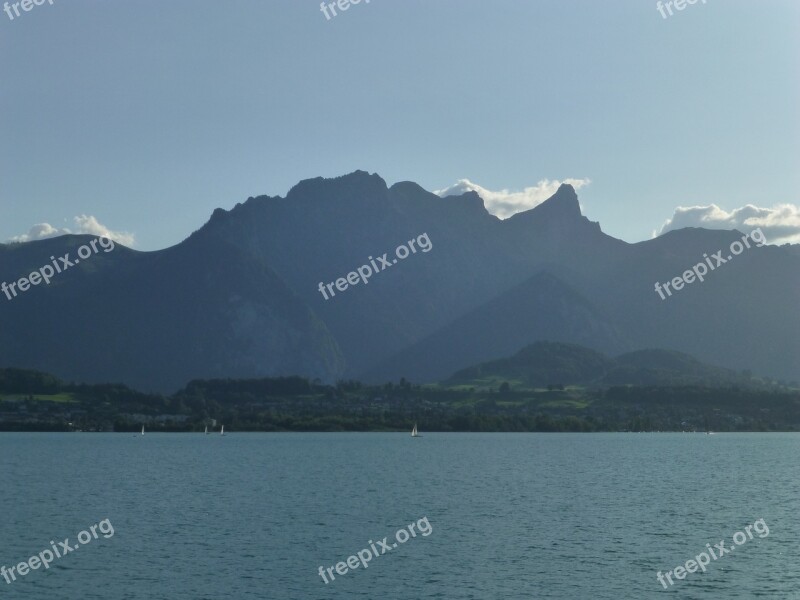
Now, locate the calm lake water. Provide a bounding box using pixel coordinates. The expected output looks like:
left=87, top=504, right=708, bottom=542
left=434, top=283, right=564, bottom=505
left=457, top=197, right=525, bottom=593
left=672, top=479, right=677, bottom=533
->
left=0, top=433, right=797, bottom=599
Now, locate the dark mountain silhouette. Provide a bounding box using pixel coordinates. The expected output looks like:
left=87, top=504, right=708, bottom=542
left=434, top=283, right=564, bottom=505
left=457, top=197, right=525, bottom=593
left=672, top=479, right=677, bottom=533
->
left=606, top=349, right=742, bottom=387
left=363, top=271, right=632, bottom=383
left=445, top=342, right=750, bottom=388
left=0, top=234, right=343, bottom=391
left=1, top=170, right=798, bottom=391
left=446, top=342, right=612, bottom=387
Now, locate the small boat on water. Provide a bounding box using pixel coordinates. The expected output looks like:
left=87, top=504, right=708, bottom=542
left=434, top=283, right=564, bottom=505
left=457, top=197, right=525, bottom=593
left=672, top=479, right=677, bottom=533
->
left=221, top=425, right=225, bottom=436
left=141, top=425, right=145, bottom=436
left=411, top=423, right=421, bottom=438
left=204, top=426, right=208, bottom=435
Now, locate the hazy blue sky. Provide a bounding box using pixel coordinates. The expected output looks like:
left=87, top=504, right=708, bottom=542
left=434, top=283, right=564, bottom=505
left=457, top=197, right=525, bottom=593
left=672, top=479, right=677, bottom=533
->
left=2, top=0, right=798, bottom=249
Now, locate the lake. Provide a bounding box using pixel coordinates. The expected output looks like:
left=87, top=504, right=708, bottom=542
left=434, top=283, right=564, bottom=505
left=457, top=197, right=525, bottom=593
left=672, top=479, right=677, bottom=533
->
left=0, top=432, right=797, bottom=598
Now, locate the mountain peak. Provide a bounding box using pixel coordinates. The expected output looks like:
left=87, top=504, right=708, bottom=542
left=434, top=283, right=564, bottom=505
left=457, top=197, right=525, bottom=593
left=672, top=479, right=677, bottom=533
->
left=533, top=183, right=582, bottom=219
left=287, top=170, right=387, bottom=201
left=504, top=182, right=584, bottom=229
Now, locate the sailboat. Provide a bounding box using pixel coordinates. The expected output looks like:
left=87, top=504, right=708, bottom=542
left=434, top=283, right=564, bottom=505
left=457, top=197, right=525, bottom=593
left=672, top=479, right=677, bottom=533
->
left=204, top=426, right=208, bottom=435
left=220, top=425, right=225, bottom=436
left=411, top=423, right=421, bottom=438
left=141, top=425, right=145, bottom=436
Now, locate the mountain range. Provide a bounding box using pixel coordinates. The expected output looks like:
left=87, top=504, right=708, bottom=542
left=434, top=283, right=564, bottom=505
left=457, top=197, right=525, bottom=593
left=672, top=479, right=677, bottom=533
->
left=1, top=170, right=797, bottom=392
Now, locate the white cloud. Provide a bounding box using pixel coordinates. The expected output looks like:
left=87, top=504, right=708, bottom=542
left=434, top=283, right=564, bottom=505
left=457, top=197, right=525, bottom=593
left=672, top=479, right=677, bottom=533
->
left=8, top=215, right=135, bottom=247
left=72, top=215, right=135, bottom=246
left=657, top=204, right=800, bottom=245
left=434, top=178, right=591, bottom=219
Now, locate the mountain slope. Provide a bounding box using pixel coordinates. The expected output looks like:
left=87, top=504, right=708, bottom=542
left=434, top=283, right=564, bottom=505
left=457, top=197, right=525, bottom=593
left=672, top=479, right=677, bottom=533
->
left=606, top=349, right=742, bottom=386
left=362, top=271, right=631, bottom=383
left=445, top=342, right=749, bottom=388
left=446, top=342, right=612, bottom=387
left=0, top=234, right=344, bottom=392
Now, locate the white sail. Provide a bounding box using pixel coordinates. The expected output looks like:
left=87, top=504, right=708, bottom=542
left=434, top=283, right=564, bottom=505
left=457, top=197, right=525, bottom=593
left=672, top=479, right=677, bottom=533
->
left=141, top=426, right=145, bottom=436
left=204, top=426, right=208, bottom=434
left=411, top=424, right=418, bottom=437
left=221, top=425, right=225, bottom=436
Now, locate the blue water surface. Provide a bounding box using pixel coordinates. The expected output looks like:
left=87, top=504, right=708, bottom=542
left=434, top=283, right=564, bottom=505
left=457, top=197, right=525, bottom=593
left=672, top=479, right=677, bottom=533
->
left=0, top=432, right=797, bottom=599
